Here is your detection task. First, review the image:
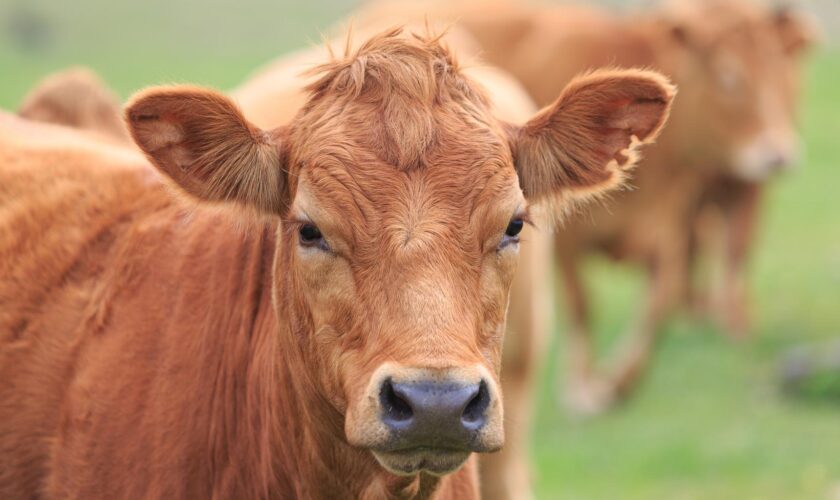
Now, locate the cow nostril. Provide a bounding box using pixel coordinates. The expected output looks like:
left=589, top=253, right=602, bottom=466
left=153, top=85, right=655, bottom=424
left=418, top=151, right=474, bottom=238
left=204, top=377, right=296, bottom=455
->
left=770, top=155, right=787, bottom=170
left=461, top=380, right=490, bottom=429
left=380, top=378, right=413, bottom=423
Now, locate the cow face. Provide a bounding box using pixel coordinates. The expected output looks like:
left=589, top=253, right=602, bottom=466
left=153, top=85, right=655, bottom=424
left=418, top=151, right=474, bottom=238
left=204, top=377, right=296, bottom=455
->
left=126, top=30, right=673, bottom=477
left=662, top=2, right=815, bottom=181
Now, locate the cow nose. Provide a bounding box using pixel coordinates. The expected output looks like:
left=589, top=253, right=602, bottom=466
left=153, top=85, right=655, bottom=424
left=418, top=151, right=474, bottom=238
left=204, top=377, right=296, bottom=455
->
left=767, top=152, right=789, bottom=172
left=379, top=378, right=490, bottom=449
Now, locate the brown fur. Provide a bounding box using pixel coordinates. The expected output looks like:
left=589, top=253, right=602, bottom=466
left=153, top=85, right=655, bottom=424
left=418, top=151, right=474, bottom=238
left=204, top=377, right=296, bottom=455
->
left=0, top=28, right=673, bottom=499
left=17, top=67, right=132, bottom=145
left=128, top=86, right=285, bottom=214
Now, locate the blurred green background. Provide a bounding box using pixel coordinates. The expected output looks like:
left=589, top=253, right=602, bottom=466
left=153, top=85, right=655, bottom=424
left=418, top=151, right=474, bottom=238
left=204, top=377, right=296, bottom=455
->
left=2, top=1, right=839, bottom=498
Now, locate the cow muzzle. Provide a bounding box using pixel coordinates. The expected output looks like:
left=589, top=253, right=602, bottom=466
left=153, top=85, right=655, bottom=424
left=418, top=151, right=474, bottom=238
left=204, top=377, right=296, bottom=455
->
left=346, top=363, right=503, bottom=476
left=732, top=132, right=801, bottom=182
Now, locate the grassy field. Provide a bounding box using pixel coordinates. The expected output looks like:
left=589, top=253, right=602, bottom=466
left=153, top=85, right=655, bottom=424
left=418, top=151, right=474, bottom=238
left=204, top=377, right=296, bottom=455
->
left=2, top=1, right=839, bottom=498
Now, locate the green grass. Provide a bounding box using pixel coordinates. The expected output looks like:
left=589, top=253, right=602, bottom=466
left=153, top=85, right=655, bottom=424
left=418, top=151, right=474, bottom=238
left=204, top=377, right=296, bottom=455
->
left=2, top=2, right=839, bottom=498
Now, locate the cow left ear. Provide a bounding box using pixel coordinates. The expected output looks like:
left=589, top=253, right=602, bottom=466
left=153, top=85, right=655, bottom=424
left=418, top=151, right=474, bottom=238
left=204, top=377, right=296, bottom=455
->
left=774, top=8, right=819, bottom=56
left=126, top=85, right=289, bottom=215
left=510, top=68, right=675, bottom=207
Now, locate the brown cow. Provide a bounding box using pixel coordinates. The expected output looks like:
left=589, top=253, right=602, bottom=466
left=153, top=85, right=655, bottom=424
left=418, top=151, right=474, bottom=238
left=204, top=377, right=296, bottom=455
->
left=15, top=41, right=549, bottom=500
left=0, top=29, right=674, bottom=498
left=16, top=59, right=548, bottom=500
left=13, top=36, right=549, bottom=499
left=17, top=66, right=133, bottom=145
left=433, top=0, right=815, bottom=413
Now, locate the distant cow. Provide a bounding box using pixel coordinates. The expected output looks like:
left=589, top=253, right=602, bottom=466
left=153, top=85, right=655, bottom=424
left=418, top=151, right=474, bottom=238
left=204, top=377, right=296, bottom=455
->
left=0, top=29, right=674, bottom=498
left=17, top=66, right=132, bottom=145
left=429, top=0, right=815, bottom=413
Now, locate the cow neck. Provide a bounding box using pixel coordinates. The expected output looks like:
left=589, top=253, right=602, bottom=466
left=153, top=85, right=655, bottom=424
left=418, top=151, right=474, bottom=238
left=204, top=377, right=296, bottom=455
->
left=267, top=226, right=448, bottom=499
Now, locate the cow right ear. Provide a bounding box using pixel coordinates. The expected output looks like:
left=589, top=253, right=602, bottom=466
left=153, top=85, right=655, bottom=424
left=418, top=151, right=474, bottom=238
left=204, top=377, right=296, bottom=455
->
left=510, top=68, right=675, bottom=209
left=126, top=85, right=289, bottom=215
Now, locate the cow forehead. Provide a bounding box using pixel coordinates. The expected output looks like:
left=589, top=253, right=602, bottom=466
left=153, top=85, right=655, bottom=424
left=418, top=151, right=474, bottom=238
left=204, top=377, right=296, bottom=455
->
left=285, top=29, right=524, bottom=251
left=290, top=28, right=504, bottom=169
left=714, top=27, right=797, bottom=103
left=679, top=2, right=787, bottom=62
left=291, top=115, right=517, bottom=236
left=293, top=141, right=521, bottom=249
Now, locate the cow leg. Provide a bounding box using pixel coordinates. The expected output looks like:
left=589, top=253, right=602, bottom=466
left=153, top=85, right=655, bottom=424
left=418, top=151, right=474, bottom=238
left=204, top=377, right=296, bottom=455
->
left=480, top=227, right=551, bottom=500
left=603, top=231, right=688, bottom=402
left=556, top=248, right=616, bottom=415
left=714, top=183, right=763, bottom=339
left=682, top=213, right=702, bottom=313
left=683, top=202, right=720, bottom=318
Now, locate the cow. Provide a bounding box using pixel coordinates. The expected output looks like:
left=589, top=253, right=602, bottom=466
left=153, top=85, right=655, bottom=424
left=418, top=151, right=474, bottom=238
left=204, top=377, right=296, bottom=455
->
left=17, top=31, right=555, bottom=500
left=0, top=28, right=674, bottom=498
left=403, top=0, right=814, bottom=414
left=17, top=66, right=133, bottom=146
left=12, top=44, right=551, bottom=500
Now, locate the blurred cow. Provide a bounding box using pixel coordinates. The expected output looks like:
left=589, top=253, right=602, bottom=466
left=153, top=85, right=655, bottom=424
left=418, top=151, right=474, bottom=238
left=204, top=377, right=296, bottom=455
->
left=17, top=66, right=132, bottom=145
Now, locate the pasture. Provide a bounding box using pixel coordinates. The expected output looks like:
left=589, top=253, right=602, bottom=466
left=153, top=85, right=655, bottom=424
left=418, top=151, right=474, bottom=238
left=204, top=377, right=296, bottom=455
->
left=2, top=0, right=838, bottom=497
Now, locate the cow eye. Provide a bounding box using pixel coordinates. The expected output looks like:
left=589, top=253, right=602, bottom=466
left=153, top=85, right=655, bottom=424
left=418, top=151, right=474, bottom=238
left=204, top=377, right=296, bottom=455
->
left=499, top=217, right=524, bottom=250
left=299, top=224, right=328, bottom=251
left=505, top=219, right=524, bottom=237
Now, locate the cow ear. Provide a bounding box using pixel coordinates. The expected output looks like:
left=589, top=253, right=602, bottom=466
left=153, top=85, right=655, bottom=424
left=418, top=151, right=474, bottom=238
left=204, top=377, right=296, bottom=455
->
left=510, top=68, right=675, bottom=209
left=126, top=85, right=289, bottom=215
left=774, top=8, right=819, bottom=56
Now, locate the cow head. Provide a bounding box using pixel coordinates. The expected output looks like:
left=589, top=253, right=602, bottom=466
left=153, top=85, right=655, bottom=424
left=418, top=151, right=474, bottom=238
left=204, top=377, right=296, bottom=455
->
left=659, top=0, right=816, bottom=181
left=126, top=29, right=673, bottom=477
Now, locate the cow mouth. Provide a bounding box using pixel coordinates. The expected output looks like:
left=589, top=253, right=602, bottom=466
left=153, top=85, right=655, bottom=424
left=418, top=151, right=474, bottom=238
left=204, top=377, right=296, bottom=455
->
left=371, top=447, right=472, bottom=476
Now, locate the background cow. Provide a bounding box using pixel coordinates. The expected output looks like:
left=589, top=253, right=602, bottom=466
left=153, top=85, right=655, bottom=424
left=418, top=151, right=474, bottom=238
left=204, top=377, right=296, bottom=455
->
left=17, top=66, right=133, bottom=146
